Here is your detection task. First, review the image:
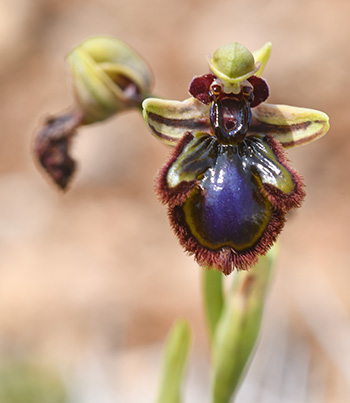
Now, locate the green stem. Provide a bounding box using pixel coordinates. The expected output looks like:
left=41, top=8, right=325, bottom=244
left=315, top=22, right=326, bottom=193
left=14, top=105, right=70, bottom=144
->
left=210, top=246, right=278, bottom=403
left=202, top=268, right=224, bottom=344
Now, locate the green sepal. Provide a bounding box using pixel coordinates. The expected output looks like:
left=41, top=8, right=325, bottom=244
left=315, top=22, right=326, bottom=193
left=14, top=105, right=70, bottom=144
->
left=253, top=42, right=272, bottom=77
left=142, top=97, right=211, bottom=146
left=251, top=103, right=330, bottom=148
left=208, top=43, right=259, bottom=85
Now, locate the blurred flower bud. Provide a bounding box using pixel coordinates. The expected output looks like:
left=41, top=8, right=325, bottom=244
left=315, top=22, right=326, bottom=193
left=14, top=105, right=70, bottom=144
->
left=67, top=36, right=153, bottom=124
left=34, top=36, right=153, bottom=190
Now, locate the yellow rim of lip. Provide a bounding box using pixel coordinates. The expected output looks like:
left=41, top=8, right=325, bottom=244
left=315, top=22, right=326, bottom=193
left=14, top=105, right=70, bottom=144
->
left=208, top=56, right=261, bottom=84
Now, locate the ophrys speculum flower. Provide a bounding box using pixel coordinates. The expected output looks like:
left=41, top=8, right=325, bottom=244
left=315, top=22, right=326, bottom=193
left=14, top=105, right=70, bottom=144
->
left=143, top=42, right=329, bottom=274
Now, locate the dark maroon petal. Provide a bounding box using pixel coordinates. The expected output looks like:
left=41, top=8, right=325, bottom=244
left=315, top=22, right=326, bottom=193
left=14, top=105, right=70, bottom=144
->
left=247, top=76, right=269, bottom=107
left=188, top=74, right=216, bottom=105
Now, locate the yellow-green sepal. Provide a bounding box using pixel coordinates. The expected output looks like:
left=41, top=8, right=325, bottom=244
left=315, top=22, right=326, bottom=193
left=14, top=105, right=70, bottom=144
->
left=142, top=97, right=211, bottom=146
left=253, top=42, right=272, bottom=77
left=208, top=43, right=260, bottom=85
left=251, top=103, right=330, bottom=148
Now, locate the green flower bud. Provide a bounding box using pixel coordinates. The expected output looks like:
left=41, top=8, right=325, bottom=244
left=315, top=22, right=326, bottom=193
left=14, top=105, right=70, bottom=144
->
left=67, top=36, right=153, bottom=124
left=209, top=43, right=260, bottom=86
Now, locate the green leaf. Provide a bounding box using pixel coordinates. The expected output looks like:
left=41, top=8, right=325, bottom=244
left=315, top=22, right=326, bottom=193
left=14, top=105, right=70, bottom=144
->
left=156, top=319, right=192, bottom=403
left=0, top=360, right=67, bottom=403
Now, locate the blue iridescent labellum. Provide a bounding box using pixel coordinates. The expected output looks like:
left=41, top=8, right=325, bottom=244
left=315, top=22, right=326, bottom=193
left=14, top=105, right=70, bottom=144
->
left=157, top=129, right=304, bottom=274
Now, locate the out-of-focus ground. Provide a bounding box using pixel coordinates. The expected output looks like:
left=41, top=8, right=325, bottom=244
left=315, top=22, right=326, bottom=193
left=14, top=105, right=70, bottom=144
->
left=0, top=0, right=349, bottom=401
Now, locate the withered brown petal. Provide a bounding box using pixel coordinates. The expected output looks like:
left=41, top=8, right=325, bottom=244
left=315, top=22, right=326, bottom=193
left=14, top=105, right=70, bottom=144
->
left=34, top=110, right=83, bottom=190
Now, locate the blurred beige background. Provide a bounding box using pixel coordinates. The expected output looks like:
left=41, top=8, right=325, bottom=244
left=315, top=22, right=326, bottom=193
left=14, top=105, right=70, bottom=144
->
left=0, top=0, right=349, bottom=401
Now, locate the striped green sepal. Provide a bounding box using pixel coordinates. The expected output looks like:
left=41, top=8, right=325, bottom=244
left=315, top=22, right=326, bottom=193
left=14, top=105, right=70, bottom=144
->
left=251, top=103, right=330, bottom=148
left=142, top=97, right=211, bottom=146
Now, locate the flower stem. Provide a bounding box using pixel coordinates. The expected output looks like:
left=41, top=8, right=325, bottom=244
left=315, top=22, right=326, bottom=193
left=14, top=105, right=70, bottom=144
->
left=202, top=268, right=224, bottom=344
left=208, top=246, right=278, bottom=403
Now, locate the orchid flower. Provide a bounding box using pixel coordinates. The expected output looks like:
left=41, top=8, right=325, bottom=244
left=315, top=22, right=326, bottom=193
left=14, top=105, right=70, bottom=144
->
left=143, top=42, right=329, bottom=274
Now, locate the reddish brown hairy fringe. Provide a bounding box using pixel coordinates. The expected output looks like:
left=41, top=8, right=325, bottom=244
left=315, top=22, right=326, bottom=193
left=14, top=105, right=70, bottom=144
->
left=261, top=135, right=306, bottom=212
